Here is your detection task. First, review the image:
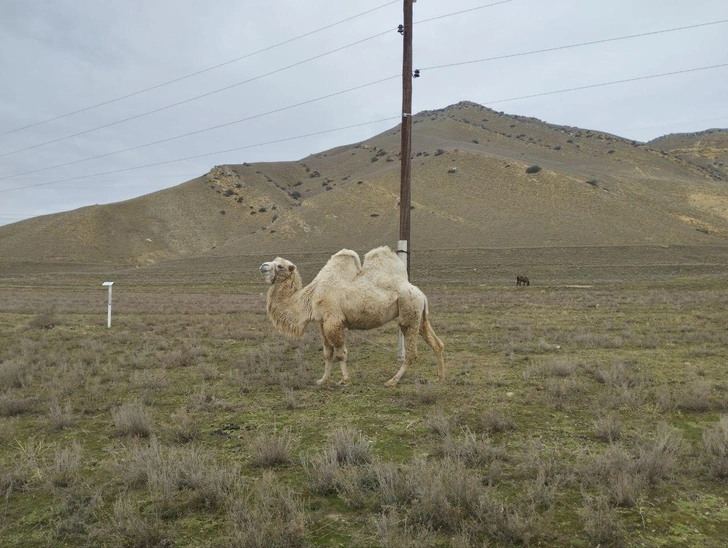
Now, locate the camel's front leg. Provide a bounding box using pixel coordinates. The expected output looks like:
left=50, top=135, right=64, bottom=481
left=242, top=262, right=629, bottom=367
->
left=386, top=324, right=418, bottom=387
left=316, top=324, right=334, bottom=386
left=318, top=321, right=350, bottom=386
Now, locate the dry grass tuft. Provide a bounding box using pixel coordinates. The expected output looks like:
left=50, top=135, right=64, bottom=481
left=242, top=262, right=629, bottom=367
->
left=702, top=415, right=728, bottom=478
left=115, top=439, right=242, bottom=512
left=164, top=406, right=200, bottom=444
left=50, top=442, right=82, bottom=488
left=594, top=360, right=649, bottom=389
left=524, top=358, right=577, bottom=379
left=580, top=495, right=625, bottom=547
left=95, top=496, right=168, bottom=548
left=228, top=470, right=306, bottom=548
left=112, top=401, right=153, bottom=438
left=477, top=409, right=517, bottom=434
left=440, top=428, right=507, bottom=467
left=0, top=394, right=37, bottom=417
left=592, top=413, right=622, bottom=443
left=251, top=427, right=299, bottom=467
left=0, top=360, right=30, bottom=389
left=334, top=465, right=375, bottom=510
left=674, top=379, right=714, bottom=412
left=302, top=448, right=340, bottom=495
left=48, top=400, right=76, bottom=430
left=330, top=427, right=372, bottom=466
left=372, top=460, right=418, bottom=507
left=636, top=422, right=687, bottom=486
left=414, top=380, right=438, bottom=404
left=587, top=444, right=645, bottom=507
left=426, top=407, right=452, bottom=438
left=27, top=306, right=57, bottom=330
left=172, top=445, right=243, bottom=509
left=375, top=508, right=435, bottom=548
left=283, top=389, right=298, bottom=410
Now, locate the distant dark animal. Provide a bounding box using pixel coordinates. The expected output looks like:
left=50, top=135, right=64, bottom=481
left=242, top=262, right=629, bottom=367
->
left=516, top=275, right=530, bottom=286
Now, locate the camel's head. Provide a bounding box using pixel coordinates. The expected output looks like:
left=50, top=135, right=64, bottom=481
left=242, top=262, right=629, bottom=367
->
left=260, top=257, right=297, bottom=285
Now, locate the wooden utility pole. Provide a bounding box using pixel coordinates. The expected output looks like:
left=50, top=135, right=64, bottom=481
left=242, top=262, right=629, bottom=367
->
left=398, top=0, right=414, bottom=279
left=398, top=0, right=414, bottom=359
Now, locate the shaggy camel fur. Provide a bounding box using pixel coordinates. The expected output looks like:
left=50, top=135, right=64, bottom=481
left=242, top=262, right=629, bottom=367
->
left=260, top=246, right=445, bottom=387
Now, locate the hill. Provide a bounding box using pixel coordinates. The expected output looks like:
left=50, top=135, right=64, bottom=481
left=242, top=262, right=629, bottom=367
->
left=1, top=101, right=728, bottom=264
left=648, top=128, right=728, bottom=181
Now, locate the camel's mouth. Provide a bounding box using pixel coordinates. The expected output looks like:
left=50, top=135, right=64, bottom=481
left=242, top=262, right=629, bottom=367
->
left=260, top=263, right=275, bottom=284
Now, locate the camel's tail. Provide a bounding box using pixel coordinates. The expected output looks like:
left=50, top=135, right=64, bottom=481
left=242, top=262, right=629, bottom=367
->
left=420, top=298, right=445, bottom=382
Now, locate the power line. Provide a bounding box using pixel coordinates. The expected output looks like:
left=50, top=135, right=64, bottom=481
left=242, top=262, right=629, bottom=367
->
left=616, top=115, right=728, bottom=134
left=0, top=116, right=401, bottom=193
left=478, top=63, right=728, bottom=106
left=4, top=20, right=723, bottom=168
left=416, top=0, right=512, bottom=24
left=0, top=75, right=400, bottom=181
left=0, top=0, right=516, bottom=159
left=3, top=61, right=727, bottom=195
left=5, top=63, right=728, bottom=192
left=420, top=19, right=728, bottom=71
left=6, top=174, right=195, bottom=180
left=0, top=1, right=399, bottom=138
left=2, top=19, right=723, bottom=176
left=0, top=31, right=396, bottom=159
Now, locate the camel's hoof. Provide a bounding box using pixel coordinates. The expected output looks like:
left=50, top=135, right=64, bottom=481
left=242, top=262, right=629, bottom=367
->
left=337, top=378, right=351, bottom=386
left=384, top=378, right=398, bottom=387
left=316, top=378, right=329, bottom=386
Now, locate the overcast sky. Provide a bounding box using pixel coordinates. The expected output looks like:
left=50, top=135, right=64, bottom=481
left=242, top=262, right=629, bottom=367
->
left=1, top=0, right=726, bottom=227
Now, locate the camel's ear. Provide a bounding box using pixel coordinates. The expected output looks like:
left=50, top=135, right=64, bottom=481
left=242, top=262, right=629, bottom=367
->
left=289, top=265, right=296, bottom=272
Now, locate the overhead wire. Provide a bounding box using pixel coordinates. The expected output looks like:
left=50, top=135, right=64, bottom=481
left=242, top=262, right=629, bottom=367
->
left=0, top=74, right=401, bottom=181
left=0, top=1, right=517, bottom=159
left=2, top=3, right=725, bottom=199
left=0, top=30, right=396, bottom=159
left=416, top=0, right=512, bottom=24
left=616, top=115, right=728, bottom=133
left=0, top=116, right=401, bottom=193
left=3, top=61, right=728, bottom=195
left=0, top=0, right=400, bottom=137
left=3, top=17, right=726, bottom=178
left=419, top=19, right=728, bottom=71
left=478, top=63, right=728, bottom=106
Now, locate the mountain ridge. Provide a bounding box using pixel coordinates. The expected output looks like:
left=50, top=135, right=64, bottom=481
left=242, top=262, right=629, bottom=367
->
left=2, top=101, right=727, bottom=265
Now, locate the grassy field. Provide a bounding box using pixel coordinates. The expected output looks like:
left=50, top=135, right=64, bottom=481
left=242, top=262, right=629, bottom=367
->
left=1, top=250, right=728, bottom=547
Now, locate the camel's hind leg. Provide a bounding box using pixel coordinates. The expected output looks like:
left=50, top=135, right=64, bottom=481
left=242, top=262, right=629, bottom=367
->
left=420, top=317, right=445, bottom=382
left=317, top=320, right=350, bottom=386
left=385, top=323, right=418, bottom=387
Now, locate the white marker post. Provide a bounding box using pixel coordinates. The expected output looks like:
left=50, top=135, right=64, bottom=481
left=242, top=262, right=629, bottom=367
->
left=102, top=282, right=114, bottom=328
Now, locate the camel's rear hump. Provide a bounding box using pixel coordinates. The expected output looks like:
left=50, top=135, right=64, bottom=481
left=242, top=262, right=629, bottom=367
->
left=362, top=246, right=408, bottom=282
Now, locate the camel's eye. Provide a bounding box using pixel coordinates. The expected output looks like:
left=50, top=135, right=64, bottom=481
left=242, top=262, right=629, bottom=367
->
left=277, top=264, right=284, bottom=270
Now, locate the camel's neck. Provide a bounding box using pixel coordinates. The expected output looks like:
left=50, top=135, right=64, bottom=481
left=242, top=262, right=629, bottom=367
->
left=266, top=271, right=312, bottom=337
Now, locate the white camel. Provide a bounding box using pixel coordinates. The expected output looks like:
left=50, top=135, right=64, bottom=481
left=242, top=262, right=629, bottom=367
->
left=259, top=246, right=445, bottom=387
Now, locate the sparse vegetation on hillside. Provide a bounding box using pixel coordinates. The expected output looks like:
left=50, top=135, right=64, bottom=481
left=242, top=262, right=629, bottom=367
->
left=2, top=102, right=728, bottom=263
